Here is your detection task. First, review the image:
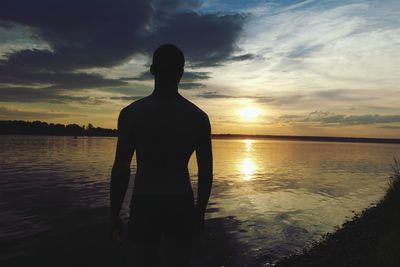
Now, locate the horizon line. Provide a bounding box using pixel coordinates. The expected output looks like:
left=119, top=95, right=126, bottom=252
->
left=1, top=120, right=399, bottom=143
left=212, top=133, right=400, bottom=143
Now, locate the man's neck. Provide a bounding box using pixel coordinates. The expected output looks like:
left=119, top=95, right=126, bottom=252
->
left=152, top=79, right=180, bottom=98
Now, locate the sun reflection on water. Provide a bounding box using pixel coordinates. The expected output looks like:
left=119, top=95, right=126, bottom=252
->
left=239, top=139, right=258, bottom=180
left=244, top=139, right=254, bottom=152
left=239, top=157, right=257, bottom=180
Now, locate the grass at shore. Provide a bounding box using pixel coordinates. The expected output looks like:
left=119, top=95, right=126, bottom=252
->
left=275, top=158, right=400, bottom=267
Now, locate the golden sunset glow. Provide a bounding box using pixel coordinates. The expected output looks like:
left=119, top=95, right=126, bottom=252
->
left=239, top=157, right=257, bottom=180
left=238, top=139, right=258, bottom=180
left=244, top=139, right=254, bottom=152
left=0, top=1, right=399, bottom=138
left=238, top=107, right=262, bottom=122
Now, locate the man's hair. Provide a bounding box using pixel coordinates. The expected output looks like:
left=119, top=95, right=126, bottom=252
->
left=151, top=44, right=185, bottom=75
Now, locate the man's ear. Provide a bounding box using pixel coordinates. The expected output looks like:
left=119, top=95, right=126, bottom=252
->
left=150, top=65, right=155, bottom=75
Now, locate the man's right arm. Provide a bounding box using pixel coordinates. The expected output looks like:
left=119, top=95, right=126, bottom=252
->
left=109, top=108, right=135, bottom=241
left=195, top=116, right=213, bottom=214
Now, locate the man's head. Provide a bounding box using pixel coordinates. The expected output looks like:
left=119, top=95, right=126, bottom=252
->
left=150, top=44, right=185, bottom=83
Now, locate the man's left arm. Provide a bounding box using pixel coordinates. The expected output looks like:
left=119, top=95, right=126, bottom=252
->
left=110, top=108, right=135, bottom=242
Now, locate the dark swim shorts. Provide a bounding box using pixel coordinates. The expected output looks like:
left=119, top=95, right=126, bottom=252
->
left=127, top=194, right=196, bottom=244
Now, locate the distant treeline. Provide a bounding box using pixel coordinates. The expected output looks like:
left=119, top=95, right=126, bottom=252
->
left=1, top=120, right=399, bottom=144
left=0, top=120, right=118, bottom=136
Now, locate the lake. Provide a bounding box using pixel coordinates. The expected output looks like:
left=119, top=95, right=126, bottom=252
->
left=1, top=135, right=399, bottom=266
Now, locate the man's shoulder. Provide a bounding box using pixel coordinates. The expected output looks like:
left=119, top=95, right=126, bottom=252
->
left=180, top=97, right=209, bottom=121
left=120, top=96, right=151, bottom=115
left=119, top=95, right=209, bottom=123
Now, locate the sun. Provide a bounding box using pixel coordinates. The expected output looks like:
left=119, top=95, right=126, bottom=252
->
left=238, top=107, right=262, bottom=121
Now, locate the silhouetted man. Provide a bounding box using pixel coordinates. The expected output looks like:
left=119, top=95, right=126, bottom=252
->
left=110, top=44, right=213, bottom=267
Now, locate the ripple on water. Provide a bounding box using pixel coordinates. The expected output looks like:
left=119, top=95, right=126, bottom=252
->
left=1, top=136, right=399, bottom=264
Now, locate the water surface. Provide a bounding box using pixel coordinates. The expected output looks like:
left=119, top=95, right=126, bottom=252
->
left=1, top=135, right=399, bottom=264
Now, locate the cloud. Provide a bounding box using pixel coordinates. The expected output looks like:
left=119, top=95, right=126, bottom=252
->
left=287, top=44, right=323, bottom=58
left=196, top=92, right=238, bottom=99
left=196, top=91, right=276, bottom=101
left=0, top=1, right=246, bottom=69
left=179, top=82, right=206, bottom=90
left=0, top=105, right=84, bottom=119
left=229, top=53, right=256, bottom=61
left=126, top=70, right=210, bottom=82
left=234, top=0, right=400, bottom=94
left=123, top=71, right=154, bottom=82
left=379, top=125, right=400, bottom=129
left=279, top=114, right=302, bottom=119
left=0, top=0, right=247, bottom=103
left=152, top=0, right=203, bottom=13
left=123, top=70, right=211, bottom=90
left=109, top=95, right=145, bottom=101
left=0, top=86, right=105, bottom=104
left=0, top=1, right=151, bottom=71
left=195, top=88, right=400, bottom=118
left=270, top=111, right=400, bottom=129
left=147, top=11, right=248, bottom=67
left=196, top=90, right=356, bottom=105
left=257, top=89, right=377, bottom=108
left=183, top=71, right=211, bottom=81
left=0, top=65, right=127, bottom=89
left=306, top=112, right=400, bottom=125
left=311, top=89, right=374, bottom=101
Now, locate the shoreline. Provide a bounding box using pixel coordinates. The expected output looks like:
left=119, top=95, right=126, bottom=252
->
left=274, top=160, right=400, bottom=267
left=2, top=133, right=400, bottom=145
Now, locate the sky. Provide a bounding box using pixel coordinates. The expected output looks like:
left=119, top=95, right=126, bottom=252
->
left=0, top=0, right=399, bottom=137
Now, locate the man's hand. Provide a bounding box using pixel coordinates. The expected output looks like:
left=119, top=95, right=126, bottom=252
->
left=194, top=207, right=206, bottom=234
left=110, top=215, right=123, bottom=246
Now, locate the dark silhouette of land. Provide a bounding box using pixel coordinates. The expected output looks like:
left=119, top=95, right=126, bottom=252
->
left=1, top=120, right=399, bottom=144
left=213, top=134, right=400, bottom=144
left=0, top=120, right=117, bottom=136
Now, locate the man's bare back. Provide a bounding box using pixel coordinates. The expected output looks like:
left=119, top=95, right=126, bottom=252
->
left=119, top=93, right=210, bottom=195
left=110, top=44, right=213, bottom=266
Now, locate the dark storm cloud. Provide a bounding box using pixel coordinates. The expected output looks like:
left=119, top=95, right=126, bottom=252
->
left=148, top=11, right=247, bottom=67
left=0, top=0, right=247, bottom=103
left=152, top=0, right=202, bottom=12
left=0, top=0, right=151, bottom=71
left=0, top=86, right=105, bottom=104
left=0, top=65, right=127, bottom=89
left=1, top=8, right=247, bottom=70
